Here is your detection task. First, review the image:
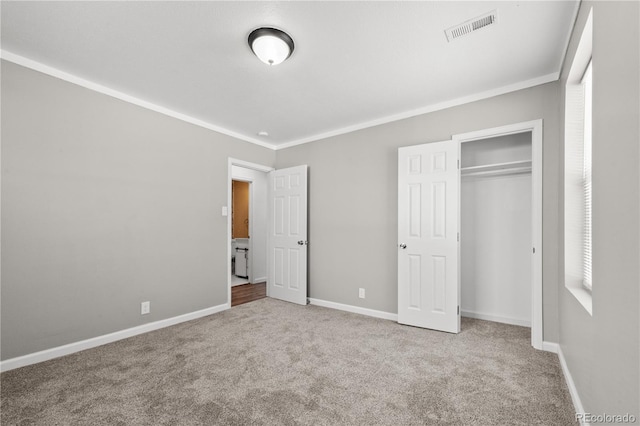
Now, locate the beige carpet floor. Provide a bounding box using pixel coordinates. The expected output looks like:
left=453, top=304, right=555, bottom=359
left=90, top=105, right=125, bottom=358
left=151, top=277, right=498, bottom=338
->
left=1, top=298, right=576, bottom=425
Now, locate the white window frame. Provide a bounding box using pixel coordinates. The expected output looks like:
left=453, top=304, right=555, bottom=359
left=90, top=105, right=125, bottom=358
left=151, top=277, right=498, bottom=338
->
left=563, top=8, right=593, bottom=315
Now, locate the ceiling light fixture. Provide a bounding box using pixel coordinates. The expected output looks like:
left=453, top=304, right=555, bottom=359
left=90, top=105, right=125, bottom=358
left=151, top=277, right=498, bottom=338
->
left=248, top=27, right=294, bottom=66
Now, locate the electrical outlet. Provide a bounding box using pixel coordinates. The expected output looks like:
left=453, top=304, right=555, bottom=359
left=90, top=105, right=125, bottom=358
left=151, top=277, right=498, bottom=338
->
left=359, top=288, right=365, bottom=299
left=141, top=301, right=150, bottom=315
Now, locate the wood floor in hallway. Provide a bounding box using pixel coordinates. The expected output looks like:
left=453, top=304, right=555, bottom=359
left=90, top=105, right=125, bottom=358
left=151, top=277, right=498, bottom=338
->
left=231, top=282, right=266, bottom=307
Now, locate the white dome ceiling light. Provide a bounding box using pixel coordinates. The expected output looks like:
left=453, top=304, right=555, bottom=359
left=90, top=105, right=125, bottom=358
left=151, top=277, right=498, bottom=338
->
left=248, top=27, right=295, bottom=66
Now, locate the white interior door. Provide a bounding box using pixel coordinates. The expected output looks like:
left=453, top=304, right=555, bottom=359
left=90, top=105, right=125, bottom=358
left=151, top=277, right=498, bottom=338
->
left=398, top=141, right=460, bottom=333
left=267, top=165, right=308, bottom=305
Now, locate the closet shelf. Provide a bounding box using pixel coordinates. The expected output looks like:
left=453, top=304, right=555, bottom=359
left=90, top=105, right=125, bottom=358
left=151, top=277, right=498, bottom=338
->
left=461, top=160, right=532, bottom=177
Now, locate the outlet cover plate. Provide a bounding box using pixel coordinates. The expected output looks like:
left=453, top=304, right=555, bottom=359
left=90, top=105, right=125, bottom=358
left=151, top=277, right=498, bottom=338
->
left=141, top=301, right=150, bottom=315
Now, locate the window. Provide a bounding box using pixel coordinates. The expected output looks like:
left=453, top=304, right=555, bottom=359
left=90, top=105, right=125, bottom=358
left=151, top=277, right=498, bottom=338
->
left=582, top=61, right=592, bottom=291
left=564, top=8, right=592, bottom=314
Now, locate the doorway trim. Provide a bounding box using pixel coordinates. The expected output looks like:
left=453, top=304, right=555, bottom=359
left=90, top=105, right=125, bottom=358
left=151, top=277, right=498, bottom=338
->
left=452, top=119, right=543, bottom=350
left=227, top=158, right=274, bottom=307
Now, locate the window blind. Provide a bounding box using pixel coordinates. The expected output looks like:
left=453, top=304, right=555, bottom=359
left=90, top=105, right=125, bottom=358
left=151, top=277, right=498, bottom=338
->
left=582, top=61, right=593, bottom=290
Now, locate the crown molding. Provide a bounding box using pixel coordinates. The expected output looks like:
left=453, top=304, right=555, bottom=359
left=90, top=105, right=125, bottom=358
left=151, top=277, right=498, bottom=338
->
left=2, top=50, right=559, bottom=152
left=275, top=72, right=559, bottom=150
left=0, top=50, right=277, bottom=151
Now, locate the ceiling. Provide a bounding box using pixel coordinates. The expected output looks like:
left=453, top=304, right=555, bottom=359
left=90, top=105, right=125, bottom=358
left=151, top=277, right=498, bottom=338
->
left=1, top=1, right=579, bottom=149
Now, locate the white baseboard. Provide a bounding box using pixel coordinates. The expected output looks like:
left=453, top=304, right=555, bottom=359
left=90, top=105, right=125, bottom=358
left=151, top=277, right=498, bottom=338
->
left=542, top=341, right=559, bottom=353
left=558, top=346, right=588, bottom=426
left=0, top=303, right=230, bottom=373
left=252, top=276, right=267, bottom=283
left=461, top=309, right=531, bottom=327
left=308, top=298, right=398, bottom=321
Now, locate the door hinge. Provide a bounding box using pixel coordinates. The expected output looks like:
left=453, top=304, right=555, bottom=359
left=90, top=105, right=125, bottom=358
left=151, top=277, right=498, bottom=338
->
left=457, top=232, right=460, bottom=242
left=533, top=247, right=536, bottom=254
left=457, top=159, right=460, bottom=169
left=457, top=306, right=460, bottom=315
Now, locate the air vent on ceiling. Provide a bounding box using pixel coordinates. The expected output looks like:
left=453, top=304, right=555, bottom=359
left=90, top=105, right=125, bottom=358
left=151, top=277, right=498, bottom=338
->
left=445, top=10, right=498, bottom=42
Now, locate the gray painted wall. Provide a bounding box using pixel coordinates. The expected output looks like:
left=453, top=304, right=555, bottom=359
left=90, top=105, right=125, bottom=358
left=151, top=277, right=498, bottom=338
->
left=1, top=61, right=275, bottom=359
left=276, top=82, right=561, bottom=342
left=559, top=1, right=639, bottom=417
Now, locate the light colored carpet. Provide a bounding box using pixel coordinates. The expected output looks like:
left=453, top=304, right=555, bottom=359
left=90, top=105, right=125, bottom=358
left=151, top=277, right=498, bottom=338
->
left=1, top=298, right=576, bottom=425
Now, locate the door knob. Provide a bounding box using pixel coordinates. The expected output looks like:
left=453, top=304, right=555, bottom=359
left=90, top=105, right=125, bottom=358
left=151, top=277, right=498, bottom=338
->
left=298, top=240, right=308, bottom=245
left=399, top=244, right=407, bottom=249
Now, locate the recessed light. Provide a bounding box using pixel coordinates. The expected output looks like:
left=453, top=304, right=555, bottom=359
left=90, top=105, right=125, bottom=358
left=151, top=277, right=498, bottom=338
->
left=257, top=131, right=269, bottom=137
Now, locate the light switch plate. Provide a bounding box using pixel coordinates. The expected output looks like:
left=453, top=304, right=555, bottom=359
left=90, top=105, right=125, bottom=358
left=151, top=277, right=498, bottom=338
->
left=221, top=206, right=228, bottom=216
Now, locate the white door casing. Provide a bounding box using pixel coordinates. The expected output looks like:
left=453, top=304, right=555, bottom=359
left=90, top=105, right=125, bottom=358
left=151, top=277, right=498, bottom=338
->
left=398, top=141, right=460, bottom=333
left=267, top=165, right=308, bottom=305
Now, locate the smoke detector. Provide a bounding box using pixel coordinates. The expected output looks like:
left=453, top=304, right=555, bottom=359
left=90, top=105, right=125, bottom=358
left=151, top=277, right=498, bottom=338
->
left=445, top=10, right=498, bottom=42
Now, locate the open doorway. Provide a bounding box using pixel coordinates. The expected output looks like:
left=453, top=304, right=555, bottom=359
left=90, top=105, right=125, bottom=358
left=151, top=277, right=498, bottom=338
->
left=231, top=179, right=250, bottom=286
left=227, top=159, right=272, bottom=307
left=227, top=158, right=310, bottom=308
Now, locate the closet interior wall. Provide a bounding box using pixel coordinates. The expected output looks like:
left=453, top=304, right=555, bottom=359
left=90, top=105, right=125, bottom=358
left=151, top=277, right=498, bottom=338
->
left=460, top=132, right=533, bottom=327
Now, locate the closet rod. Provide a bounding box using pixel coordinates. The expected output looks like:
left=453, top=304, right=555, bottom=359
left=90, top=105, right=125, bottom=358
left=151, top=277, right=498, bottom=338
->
left=461, top=159, right=532, bottom=178
left=462, top=166, right=531, bottom=178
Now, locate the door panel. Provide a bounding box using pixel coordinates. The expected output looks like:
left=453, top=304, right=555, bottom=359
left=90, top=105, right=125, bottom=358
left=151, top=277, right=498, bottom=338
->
left=398, top=141, right=459, bottom=333
left=267, top=165, right=308, bottom=305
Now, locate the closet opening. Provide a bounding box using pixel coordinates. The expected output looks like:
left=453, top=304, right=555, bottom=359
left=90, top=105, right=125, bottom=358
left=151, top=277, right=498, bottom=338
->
left=454, top=120, right=543, bottom=349
left=461, top=133, right=532, bottom=326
